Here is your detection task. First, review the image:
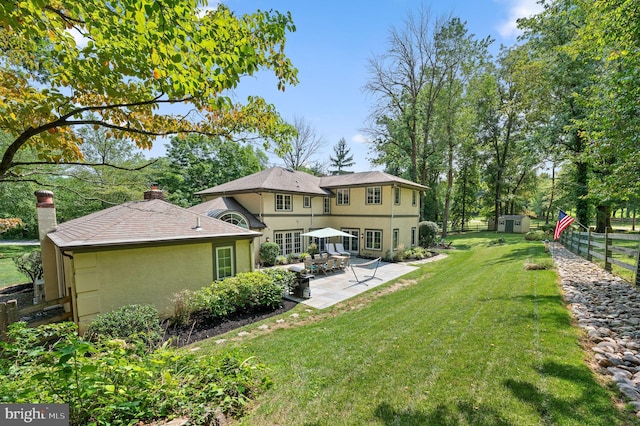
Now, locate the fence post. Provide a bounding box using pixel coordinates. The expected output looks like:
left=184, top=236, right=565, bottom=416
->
left=6, top=300, right=18, bottom=326
left=577, top=229, right=582, bottom=256
left=605, top=229, right=612, bottom=272
left=635, top=237, right=640, bottom=286
left=0, top=302, right=6, bottom=333
left=570, top=228, right=574, bottom=252
left=587, top=228, right=592, bottom=262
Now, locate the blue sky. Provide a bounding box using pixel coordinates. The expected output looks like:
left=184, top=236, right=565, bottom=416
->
left=149, top=0, right=543, bottom=172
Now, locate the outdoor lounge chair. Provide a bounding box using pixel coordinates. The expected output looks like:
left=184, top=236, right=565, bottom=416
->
left=334, top=243, right=350, bottom=256
left=326, top=243, right=340, bottom=256
left=350, top=257, right=382, bottom=286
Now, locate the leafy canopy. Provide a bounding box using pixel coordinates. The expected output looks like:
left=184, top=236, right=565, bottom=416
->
left=0, top=0, right=298, bottom=181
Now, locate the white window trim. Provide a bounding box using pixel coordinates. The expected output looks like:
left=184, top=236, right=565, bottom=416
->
left=366, top=186, right=382, bottom=205
left=215, top=246, right=234, bottom=280
left=336, top=188, right=350, bottom=205
left=275, top=193, right=293, bottom=211
left=365, top=229, right=382, bottom=251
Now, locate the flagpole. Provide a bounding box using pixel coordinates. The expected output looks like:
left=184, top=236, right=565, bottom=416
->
left=557, top=208, right=589, bottom=231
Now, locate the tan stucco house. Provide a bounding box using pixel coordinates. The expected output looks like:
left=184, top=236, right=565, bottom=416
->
left=35, top=187, right=260, bottom=332
left=191, top=167, right=427, bottom=259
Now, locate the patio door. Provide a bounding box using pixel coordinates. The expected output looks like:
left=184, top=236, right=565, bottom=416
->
left=341, top=229, right=359, bottom=254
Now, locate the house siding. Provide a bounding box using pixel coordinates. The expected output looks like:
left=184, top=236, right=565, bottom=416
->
left=69, top=241, right=253, bottom=333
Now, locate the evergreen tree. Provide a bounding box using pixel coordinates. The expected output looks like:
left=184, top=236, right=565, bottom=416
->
left=329, top=138, right=355, bottom=175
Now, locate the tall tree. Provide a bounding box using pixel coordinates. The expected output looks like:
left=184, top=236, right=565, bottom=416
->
left=281, top=116, right=326, bottom=170
left=329, top=138, right=355, bottom=175
left=571, top=0, right=640, bottom=205
left=158, top=134, right=267, bottom=206
left=518, top=0, right=596, bottom=228
left=432, top=18, right=491, bottom=237
left=0, top=2, right=298, bottom=182
left=471, top=46, right=540, bottom=228
left=364, top=7, right=450, bottom=188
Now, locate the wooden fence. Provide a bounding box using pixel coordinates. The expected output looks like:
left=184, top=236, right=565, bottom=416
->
left=0, top=295, right=72, bottom=334
left=559, top=228, right=640, bottom=286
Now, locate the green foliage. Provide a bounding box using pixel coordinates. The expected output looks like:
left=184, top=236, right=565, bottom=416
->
left=156, top=135, right=267, bottom=207
left=275, top=255, right=288, bottom=265
left=12, top=249, right=43, bottom=283
left=261, top=268, right=298, bottom=294
left=404, top=246, right=432, bottom=260
left=259, top=242, right=281, bottom=266
left=85, top=304, right=163, bottom=351
left=524, top=258, right=555, bottom=270
left=0, top=322, right=269, bottom=425
left=329, top=137, right=355, bottom=175
left=419, top=221, right=440, bottom=247
left=524, top=230, right=549, bottom=241
left=186, top=272, right=283, bottom=324
left=307, top=243, right=318, bottom=256
left=1, top=1, right=298, bottom=181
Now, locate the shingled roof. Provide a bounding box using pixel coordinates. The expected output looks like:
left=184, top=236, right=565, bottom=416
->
left=195, top=167, right=427, bottom=198
left=320, top=171, right=427, bottom=190
left=48, top=199, right=260, bottom=250
left=195, top=167, right=332, bottom=197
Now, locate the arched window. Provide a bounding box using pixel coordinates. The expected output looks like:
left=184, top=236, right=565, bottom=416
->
left=219, top=212, right=249, bottom=229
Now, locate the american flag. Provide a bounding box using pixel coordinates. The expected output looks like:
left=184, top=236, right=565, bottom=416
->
left=554, top=210, right=574, bottom=240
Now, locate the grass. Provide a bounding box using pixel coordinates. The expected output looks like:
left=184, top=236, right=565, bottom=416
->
left=0, top=245, right=39, bottom=289
left=194, top=232, right=637, bottom=425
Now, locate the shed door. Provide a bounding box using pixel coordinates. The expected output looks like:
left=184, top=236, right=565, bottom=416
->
left=505, top=220, right=514, bottom=233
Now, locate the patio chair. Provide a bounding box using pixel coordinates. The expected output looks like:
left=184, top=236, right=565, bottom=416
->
left=334, top=243, right=350, bottom=257
left=324, top=258, right=336, bottom=273
left=350, top=257, right=382, bottom=286
left=326, top=243, right=340, bottom=256
left=303, top=257, right=318, bottom=275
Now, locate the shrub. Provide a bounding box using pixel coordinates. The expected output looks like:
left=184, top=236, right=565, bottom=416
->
left=524, top=230, right=548, bottom=241
left=261, top=268, right=297, bottom=294
left=259, top=242, right=280, bottom=266
left=419, top=221, right=440, bottom=247
left=524, top=258, right=555, bottom=270
left=12, top=250, right=43, bottom=283
left=188, top=272, right=284, bottom=322
left=299, top=252, right=310, bottom=260
left=86, top=304, right=163, bottom=351
left=275, top=255, right=288, bottom=265
left=0, top=322, right=269, bottom=425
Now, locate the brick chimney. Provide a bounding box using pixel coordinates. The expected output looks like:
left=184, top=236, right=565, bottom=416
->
left=34, top=190, right=61, bottom=301
left=144, top=183, right=165, bottom=200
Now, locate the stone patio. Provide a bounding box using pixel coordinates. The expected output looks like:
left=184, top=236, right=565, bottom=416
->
left=281, top=255, right=446, bottom=309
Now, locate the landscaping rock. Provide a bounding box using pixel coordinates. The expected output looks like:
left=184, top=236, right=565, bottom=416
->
left=552, top=243, right=640, bottom=416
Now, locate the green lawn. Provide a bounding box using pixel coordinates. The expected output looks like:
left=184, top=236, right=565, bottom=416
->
left=0, top=245, right=39, bottom=288
left=196, top=232, right=637, bottom=425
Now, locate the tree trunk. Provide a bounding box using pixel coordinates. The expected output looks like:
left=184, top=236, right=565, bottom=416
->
left=545, top=164, right=556, bottom=224
left=595, top=204, right=611, bottom=233
left=442, top=137, right=454, bottom=239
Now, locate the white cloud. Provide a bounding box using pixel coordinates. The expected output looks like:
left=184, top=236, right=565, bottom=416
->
left=352, top=134, right=369, bottom=144
left=496, top=0, right=543, bottom=40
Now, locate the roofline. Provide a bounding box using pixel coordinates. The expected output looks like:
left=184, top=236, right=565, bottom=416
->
left=50, top=232, right=261, bottom=251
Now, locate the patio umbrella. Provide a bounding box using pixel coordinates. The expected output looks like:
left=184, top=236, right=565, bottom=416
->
left=302, top=227, right=355, bottom=253
left=301, top=227, right=355, bottom=239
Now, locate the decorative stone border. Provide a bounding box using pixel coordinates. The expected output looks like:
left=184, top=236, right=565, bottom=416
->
left=551, top=242, right=640, bottom=415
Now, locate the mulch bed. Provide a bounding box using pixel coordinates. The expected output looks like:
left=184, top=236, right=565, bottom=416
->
left=0, top=283, right=34, bottom=308
left=162, top=299, right=298, bottom=347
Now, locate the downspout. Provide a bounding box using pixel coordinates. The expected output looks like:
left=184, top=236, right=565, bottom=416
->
left=391, top=184, right=395, bottom=252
